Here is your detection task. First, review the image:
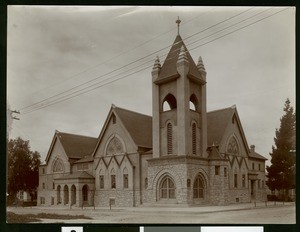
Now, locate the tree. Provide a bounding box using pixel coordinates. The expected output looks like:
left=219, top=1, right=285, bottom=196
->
left=266, top=98, right=296, bottom=200
left=7, top=137, right=41, bottom=202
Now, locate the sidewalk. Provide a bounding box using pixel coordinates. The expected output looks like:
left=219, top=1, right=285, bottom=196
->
left=8, top=201, right=295, bottom=215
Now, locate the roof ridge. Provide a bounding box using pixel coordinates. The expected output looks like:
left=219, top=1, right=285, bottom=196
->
left=114, top=105, right=152, bottom=118
left=56, top=130, right=97, bottom=140
left=207, top=105, right=236, bottom=114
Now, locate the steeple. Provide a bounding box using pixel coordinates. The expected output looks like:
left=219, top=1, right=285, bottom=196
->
left=153, top=18, right=206, bottom=85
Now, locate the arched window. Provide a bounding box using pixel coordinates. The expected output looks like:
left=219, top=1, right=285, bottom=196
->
left=106, top=136, right=125, bottom=156
left=160, top=176, right=175, bottom=199
left=167, top=123, right=173, bottom=155
left=162, top=94, right=177, bottom=112
left=82, top=185, right=88, bottom=202
left=193, top=175, right=205, bottom=198
left=53, top=158, right=64, bottom=173
left=190, top=94, right=199, bottom=111
left=192, top=123, right=197, bottom=155
left=227, top=136, right=239, bottom=155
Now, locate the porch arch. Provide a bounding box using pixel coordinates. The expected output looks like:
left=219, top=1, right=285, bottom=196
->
left=63, top=185, right=69, bottom=205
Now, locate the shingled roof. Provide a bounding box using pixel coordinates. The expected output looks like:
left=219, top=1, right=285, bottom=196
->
left=207, top=106, right=235, bottom=147
left=154, top=35, right=204, bottom=84
left=56, top=131, right=98, bottom=159
left=114, top=106, right=152, bottom=149
left=249, top=145, right=268, bottom=160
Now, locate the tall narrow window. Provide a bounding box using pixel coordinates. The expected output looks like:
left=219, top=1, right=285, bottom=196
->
left=224, top=167, right=227, bottom=177
left=100, top=175, right=104, bottom=189
left=234, top=174, right=238, bottom=188
left=192, top=123, right=197, bottom=155
left=252, top=163, right=255, bottom=170
left=111, top=175, right=116, bottom=189
left=145, top=178, right=148, bottom=189
left=215, top=166, right=220, bottom=175
left=123, top=174, right=128, bottom=189
left=242, top=174, right=246, bottom=187
left=82, top=185, right=88, bottom=202
left=167, top=123, right=173, bottom=154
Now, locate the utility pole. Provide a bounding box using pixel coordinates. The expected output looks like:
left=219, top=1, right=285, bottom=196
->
left=10, top=110, right=20, bottom=120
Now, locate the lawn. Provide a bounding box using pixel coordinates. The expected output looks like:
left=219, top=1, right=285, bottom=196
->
left=6, top=212, right=92, bottom=223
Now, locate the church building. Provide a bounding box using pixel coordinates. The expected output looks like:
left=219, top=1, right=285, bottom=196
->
left=37, top=19, right=267, bottom=207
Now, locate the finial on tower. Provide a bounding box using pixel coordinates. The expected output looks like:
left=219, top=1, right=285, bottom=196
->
left=176, top=16, right=181, bottom=35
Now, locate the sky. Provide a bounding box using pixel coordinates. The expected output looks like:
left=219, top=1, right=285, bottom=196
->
left=7, top=6, right=295, bottom=165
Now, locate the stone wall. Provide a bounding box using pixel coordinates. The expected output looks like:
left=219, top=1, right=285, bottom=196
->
left=94, top=189, right=140, bottom=207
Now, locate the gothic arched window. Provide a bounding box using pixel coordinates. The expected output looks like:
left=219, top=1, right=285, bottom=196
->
left=227, top=136, right=239, bottom=155
left=53, top=158, right=64, bottom=173
left=193, top=175, right=205, bottom=198
left=106, top=136, right=125, bottom=156
left=162, top=94, right=177, bottom=112
left=189, top=94, right=199, bottom=111
left=160, top=176, right=175, bottom=199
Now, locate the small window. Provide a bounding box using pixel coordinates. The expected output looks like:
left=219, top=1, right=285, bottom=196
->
left=123, top=174, right=128, bottom=188
left=234, top=174, right=238, bottom=188
left=42, top=168, right=45, bottom=174
left=112, top=114, right=116, bottom=124
left=215, top=166, right=220, bottom=175
left=259, top=163, right=261, bottom=171
left=224, top=167, right=227, bottom=177
left=53, top=182, right=55, bottom=189
left=42, top=183, right=45, bottom=189
left=100, top=175, right=104, bottom=189
left=187, top=179, right=191, bottom=188
left=111, top=175, right=116, bottom=189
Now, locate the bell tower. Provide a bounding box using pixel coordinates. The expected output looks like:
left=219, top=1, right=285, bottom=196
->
left=152, top=18, right=208, bottom=158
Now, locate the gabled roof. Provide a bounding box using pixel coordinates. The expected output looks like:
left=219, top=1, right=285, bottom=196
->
left=207, top=106, right=235, bottom=147
left=207, top=105, right=250, bottom=155
left=114, top=106, right=152, bottom=148
left=46, top=131, right=98, bottom=163
left=154, top=35, right=204, bottom=84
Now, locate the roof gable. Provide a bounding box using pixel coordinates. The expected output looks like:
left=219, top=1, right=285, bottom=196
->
left=207, top=105, right=250, bottom=156
left=92, top=105, right=152, bottom=157
left=45, top=131, right=97, bottom=162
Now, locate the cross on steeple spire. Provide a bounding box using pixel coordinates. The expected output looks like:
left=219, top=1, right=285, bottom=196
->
left=176, top=16, right=181, bottom=35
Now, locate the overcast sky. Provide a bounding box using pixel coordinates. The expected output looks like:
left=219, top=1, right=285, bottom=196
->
left=7, top=6, right=295, bottom=164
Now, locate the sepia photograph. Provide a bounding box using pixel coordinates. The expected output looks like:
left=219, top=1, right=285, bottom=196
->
left=6, top=5, right=295, bottom=224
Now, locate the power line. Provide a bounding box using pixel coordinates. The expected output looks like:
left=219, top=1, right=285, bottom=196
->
left=20, top=7, right=289, bottom=116
left=18, top=9, right=212, bottom=111
left=19, top=7, right=254, bottom=113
